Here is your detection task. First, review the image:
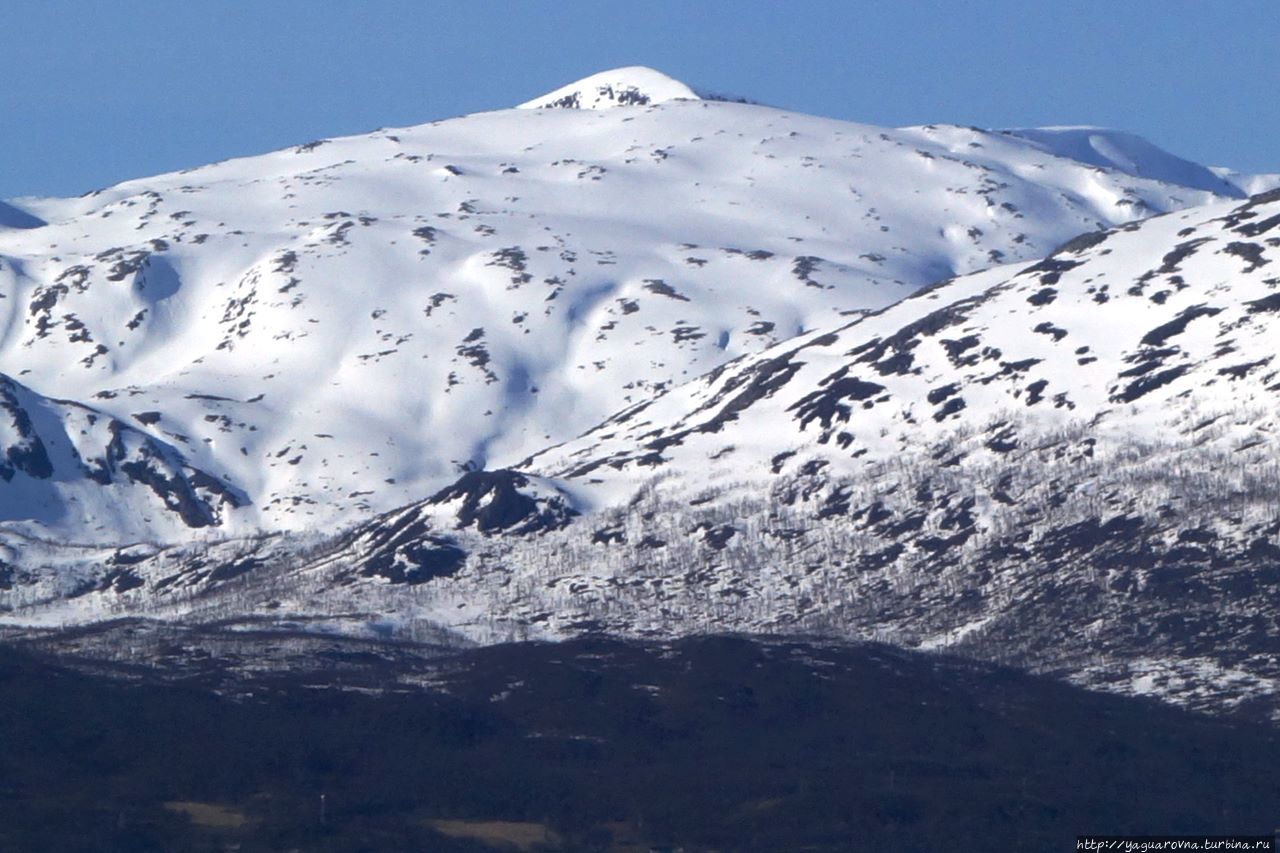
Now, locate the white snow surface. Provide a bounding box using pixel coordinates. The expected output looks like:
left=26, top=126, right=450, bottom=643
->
left=0, top=68, right=1271, bottom=543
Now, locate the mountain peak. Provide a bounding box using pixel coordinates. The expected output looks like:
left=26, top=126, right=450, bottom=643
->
left=516, top=66, right=704, bottom=110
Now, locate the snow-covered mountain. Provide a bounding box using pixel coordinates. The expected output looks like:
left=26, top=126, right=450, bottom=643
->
left=3, top=68, right=1279, bottom=719
left=0, top=67, right=1268, bottom=544
left=9, top=184, right=1280, bottom=718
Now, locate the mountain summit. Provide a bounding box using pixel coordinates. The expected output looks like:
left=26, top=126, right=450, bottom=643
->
left=517, top=66, right=706, bottom=109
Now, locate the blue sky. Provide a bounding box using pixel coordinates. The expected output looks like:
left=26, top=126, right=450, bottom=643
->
left=4, top=0, right=1277, bottom=198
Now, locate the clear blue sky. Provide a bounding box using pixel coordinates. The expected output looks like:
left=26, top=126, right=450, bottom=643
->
left=4, top=0, right=1277, bottom=198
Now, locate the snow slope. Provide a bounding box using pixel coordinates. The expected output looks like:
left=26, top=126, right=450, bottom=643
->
left=0, top=68, right=1269, bottom=545
left=532, top=189, right=1280, bottom=500
left=1002, top=127, right=1247, bottom=197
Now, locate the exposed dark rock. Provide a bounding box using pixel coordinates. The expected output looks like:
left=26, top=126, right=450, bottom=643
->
left=428, top=469, right=577, bottom=535
left=592, top=527, right=626, bottom=545
left=1140, top=304, right=1222, bottom=347
left=1245, top=293, right=1280, bottom=314
left=1223, top=242, right=1269, bottom=272
left=1111, top=365, right=1190, bottom=403
left=1233, top=212, right=1280, bottom=238
left=848, top=293, right=986, bottom=377
left=940, top=335, right=981, bottom=367
left=790, top=376, right=885, bottom=430
left=1050, top=229, right=1110, bottom=255
left=0, top=377, right=54, bottom=481
left=1217, top=358, right=1271, bottom=380
left=642, top=279, right=689, bottom=301
left=1032, top=321, right=1067, bottom=342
